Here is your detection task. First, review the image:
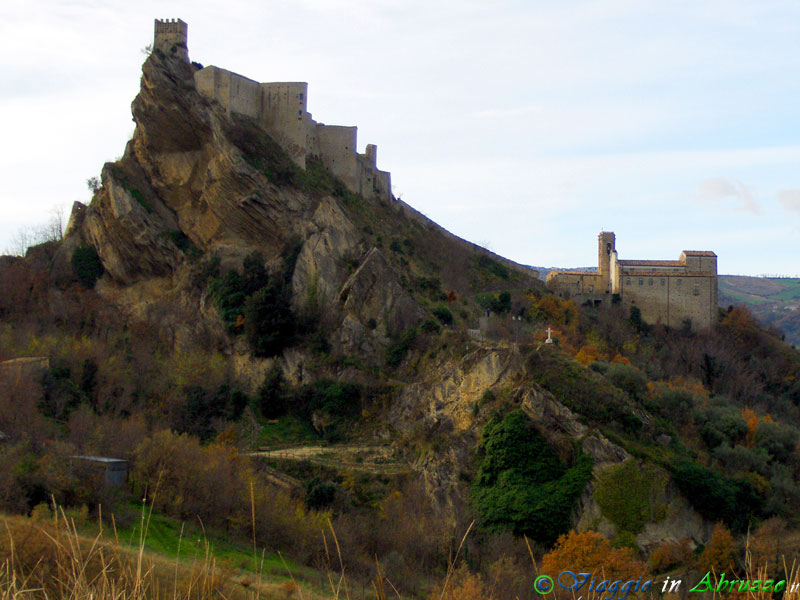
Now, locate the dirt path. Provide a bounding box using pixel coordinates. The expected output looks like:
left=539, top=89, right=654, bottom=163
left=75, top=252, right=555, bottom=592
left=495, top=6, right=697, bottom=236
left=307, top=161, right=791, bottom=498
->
left=250, top=445, right=408, bottom=474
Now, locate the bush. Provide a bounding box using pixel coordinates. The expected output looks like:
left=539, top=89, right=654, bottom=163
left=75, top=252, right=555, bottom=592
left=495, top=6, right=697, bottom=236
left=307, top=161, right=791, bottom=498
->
left=671, top=460, right=762, bottom=531
left=258, top=363, right=287, bottom=418
left=593, top=460, right=666, bottom=534
left=71, top=245, right=104, bottom=288
left=386, top=327, right=417, bottom=367
left=471, top=410, right=593, bottom=546
left=244, top=281, right=295, bottom=357
left=754, top=421, right=799, bottom=463
left=305, top=477, right=336, bottom=509
left=432, top=305, right=453, bottom=326
left=604, top=363, right=648, bottom=402
left=420, top=319, right=441, bottom=334
left=542, top=530, right=647, bottom=580
left=693, top=405, right=748, bottom=450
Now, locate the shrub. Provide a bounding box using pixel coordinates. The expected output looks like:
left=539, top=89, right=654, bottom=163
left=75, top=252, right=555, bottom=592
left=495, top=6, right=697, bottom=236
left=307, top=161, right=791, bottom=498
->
left=258, top=363, right=287, bottom=418
left=604, top=363, right=648, bottom=402
left=693, top=405, right=748, bottom=450
left=71, top=245, right=104, bottom=288
left=754, top=421, right=799, bottom=463
left=244, top=282, right=295, bottom=357
left=420, top=319, right=441, bottom=334
left=542, top=530, right=647, bottom=579
left=593, top=460, right=667, bottom=535
left=304, top=477, right=336, bottom=509
left=471, top=410, right=593, bottom=546
left=432, top=305, right=453, bottom=326
left=386, top=327, right=417, bottom=367
left=671, top=460, right=762, bottom=531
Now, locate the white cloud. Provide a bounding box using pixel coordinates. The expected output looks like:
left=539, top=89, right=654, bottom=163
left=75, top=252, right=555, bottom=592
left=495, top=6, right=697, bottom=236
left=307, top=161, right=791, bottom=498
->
left=778, top=189, right=800, bottom=214
left=698, top=178, right=762, bottom=215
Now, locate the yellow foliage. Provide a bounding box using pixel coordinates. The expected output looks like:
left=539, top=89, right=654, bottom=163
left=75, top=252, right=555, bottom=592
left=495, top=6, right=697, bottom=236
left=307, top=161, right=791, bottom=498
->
left=575, top=345, right=603, bottom=366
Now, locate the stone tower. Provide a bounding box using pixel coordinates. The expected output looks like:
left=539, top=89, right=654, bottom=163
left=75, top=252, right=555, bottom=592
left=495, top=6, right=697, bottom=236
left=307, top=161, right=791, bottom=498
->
left=154, top=19, right=188, bottom=62
left=598, top=231, right=615, bottom=291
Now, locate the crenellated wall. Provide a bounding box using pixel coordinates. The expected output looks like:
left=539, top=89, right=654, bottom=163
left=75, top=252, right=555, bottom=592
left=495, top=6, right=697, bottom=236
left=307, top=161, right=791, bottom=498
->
left=192, top=64, right=392, bottom=200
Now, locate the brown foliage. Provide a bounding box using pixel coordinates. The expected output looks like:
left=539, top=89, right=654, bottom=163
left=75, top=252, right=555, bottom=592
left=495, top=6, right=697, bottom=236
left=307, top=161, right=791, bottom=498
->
left=541, top=530, right=647, bottom=581
left=648, top=538, right=692, bottom=572
left=698, top=522, right=737, bottom=574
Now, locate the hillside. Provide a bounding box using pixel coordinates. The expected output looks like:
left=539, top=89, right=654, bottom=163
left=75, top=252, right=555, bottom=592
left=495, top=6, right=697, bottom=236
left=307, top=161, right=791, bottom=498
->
left=2, top=23, right=800, bottom=597
left=719, top=275, right=800, bottom=346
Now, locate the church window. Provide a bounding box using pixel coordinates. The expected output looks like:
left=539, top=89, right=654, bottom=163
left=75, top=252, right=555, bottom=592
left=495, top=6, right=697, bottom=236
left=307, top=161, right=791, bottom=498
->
left=660, top=279, right=665, bottom=286
left=626, top=278, right=631, bottom=285
left=693, top=284, right=700, bottom=296
left=677, top=279, right=682, bottom=286
left=638, top=279, right=643, bottom=286
left=648, top=278, right=653, bottom=286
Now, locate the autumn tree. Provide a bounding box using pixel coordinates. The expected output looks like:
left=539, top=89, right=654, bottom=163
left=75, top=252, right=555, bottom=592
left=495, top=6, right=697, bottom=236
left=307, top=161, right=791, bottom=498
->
left=541, top=530, right=647, bottom=581
left=697, top=522, right=737, bottom=574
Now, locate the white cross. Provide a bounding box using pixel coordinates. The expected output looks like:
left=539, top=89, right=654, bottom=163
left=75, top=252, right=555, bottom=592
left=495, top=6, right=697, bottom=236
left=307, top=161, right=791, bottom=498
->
left=545, top=327, right=553, bottom=344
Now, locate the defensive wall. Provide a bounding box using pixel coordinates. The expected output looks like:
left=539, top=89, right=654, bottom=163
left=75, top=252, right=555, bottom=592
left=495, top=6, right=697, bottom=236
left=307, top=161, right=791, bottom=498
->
left=547, top=233, right=718, bottom=330
left=157, top=20, right=392, bottom=201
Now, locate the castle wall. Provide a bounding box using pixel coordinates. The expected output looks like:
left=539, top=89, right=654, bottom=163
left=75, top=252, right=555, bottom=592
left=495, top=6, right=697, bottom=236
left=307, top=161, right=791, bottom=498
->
left=317, top=125, right=359, bottom=191
left=192, top=59, right=392, bottom=200
left=154, top=19, right=188, bottom=62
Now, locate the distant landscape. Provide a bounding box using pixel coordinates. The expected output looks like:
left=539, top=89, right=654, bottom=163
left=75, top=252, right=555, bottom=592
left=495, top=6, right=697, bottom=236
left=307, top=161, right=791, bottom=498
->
left=719, top=276, right=800, bottom=347
left=535, top=267, right=800, bottom=346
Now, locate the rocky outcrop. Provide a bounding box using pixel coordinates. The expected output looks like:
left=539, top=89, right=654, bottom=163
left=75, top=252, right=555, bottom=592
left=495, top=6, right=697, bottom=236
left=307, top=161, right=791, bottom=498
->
left=336, top=248, right=425, bottom=352
left=291, top=198, right=361, bottom=309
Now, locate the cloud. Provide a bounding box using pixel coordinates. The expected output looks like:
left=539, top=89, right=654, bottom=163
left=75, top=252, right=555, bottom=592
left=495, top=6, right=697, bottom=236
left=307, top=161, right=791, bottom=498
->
left=698, top=178, right=762, bottom=214
left=778, top=189, right=800, bottom=214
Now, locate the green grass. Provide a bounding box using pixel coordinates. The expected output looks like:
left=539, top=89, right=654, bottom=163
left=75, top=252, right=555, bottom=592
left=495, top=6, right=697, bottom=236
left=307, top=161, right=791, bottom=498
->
left=111, top=505, right=308, bottom=579
left=256, top=415, right=320, bottom=448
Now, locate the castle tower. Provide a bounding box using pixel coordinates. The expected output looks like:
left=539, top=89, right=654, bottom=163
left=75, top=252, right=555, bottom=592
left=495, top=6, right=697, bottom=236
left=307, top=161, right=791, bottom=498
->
left=154, top=18, right=188, bottom=62
left=598, top=231, right=615, bottom=291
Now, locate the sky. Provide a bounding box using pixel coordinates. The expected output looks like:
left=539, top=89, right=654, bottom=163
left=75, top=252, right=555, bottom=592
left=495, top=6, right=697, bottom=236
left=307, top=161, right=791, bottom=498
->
left=2, top=0, right=800, bottom=276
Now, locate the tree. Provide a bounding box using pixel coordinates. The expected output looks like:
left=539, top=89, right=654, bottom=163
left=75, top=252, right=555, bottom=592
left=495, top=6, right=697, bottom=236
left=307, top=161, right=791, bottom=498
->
left=86, top=177, right=101, bottom=194
left=244, top=281, right=295, bottom=357
left=697, top=523, right=736, bottom=574
left=541, top=530, right=647, bottom=580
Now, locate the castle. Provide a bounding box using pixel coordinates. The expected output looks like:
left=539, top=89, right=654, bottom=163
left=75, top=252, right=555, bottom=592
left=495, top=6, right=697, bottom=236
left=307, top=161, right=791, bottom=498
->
left=153, top=19, right=392, bottom=201
left=547, top=233, right=718, bottom=330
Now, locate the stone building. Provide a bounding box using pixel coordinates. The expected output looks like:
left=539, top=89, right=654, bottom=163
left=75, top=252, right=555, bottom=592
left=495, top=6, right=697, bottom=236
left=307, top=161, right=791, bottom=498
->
left=154, top=19, right=392, bottom=201
left=546, top=232, right=718, bottom=330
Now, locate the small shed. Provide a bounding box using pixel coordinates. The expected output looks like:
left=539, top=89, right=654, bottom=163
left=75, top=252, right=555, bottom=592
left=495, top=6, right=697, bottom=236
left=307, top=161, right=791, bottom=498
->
left=70, top=456, right=128, bottom=488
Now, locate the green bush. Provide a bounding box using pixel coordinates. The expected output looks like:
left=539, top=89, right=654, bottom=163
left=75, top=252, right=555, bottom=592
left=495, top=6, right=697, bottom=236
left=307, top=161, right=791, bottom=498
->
left=593, top=460, right=666, bottom=534
left=258, top=364, right=287, bottom=418
left=386, top=327, right=417, bottom=367
left=671, top=460, right=762, bottom=531
left=71, top=245, right=104, bottom=288
left=244, top=282, right=295, bottom=357
left=420, top=319, right=441, bottom=334
left=693, top=405, right=748, bottom=450
left=604, top=363, right=648, bottom=402
left=471, top=410, right=593, bottom=546
left=305, top=477, right=336, bottom=509
left=432, top=305, right=453, bottom=326
left=754, top=421, right=799, bottom=463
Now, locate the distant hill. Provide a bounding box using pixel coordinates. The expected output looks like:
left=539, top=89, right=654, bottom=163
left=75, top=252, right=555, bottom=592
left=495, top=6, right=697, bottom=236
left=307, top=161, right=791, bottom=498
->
left=719, top=276, right=800, bottom=346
